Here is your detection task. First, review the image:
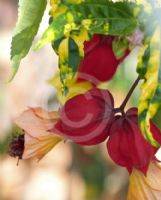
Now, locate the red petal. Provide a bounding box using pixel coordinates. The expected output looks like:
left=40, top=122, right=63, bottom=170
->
left=107, top=117, right=133, bottom=173
left=107, top=108, right=158, bottom=174
left=78, top=43, right=119, bottom=83
left=84, top=34, right=101, bottom=54
left=78, top=34, right=129, bottom=84
left=150, top=121, right=161, bottom=145
left=53, top=88, right=114, bottom=145
left=55, top=119, right=109, bottom=145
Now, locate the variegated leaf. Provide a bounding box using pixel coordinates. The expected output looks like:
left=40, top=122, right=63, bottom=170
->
left=138, top=26, right=161, bottom=147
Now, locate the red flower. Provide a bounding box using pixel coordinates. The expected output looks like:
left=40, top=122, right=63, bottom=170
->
left=107, top=108, right=161, bottom=175
left=78, top=34, right=128, bottom=84
left=53, top=88, right=114, bottom=145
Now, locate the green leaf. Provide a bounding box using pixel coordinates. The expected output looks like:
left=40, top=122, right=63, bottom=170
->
left=57, top=36, right=83, bottom=94
left=153, top=108, right=161, bottom=131
left=112, top=37, right=129, bottom=59
left=35, top=13, right=67, bottom=50
left=52, top=37, right=65, bottom=55
left=37, top=1, right=137, bottom=49
left=68, top=37, right=82, bottom=73
left=137, top=44, right=150, bottom=78
left=10, top=0, right=47, bottom=81
left=138, top=26, right=161, bottom=147
left=75, top=1, right=137, bottom=36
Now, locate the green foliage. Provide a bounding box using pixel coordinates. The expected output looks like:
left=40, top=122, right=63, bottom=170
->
left=112, top=37, right=129, bottom=59
left=35, top=0, right=137, bottom=91
left=153, top=108, right=161, bottom=131
left=137, top=27, right=161, bottom=147
left=68, top=37, right=82, bottom=73
left=136, top=1, right=161, bottom=147
left=70, top=1, right=136, bottom=36
left=10, top=0, right=47, bottom=80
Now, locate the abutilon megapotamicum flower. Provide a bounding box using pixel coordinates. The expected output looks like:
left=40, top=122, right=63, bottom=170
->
left=53, top=88, right=114, bottom=145
left=78, top=34, right=129, bottom=84
left=107, top=108, right=161, bottom=175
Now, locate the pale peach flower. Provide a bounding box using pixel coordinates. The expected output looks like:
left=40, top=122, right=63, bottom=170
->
left=14, top=107, right=62, bottom=161
left=128, top=161, right=161, bottom=200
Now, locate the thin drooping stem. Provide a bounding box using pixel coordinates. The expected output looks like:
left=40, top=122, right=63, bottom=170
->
left=120, top=76, right=140, bottom=110
left=114, top=76, right=140, bottom=113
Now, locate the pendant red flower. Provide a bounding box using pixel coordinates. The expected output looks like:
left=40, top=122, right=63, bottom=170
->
left=53, top=88, right=114, bottom=145
left=78, top=34, right=128, bottom=84
left=107, top=108, right=161, bottom=175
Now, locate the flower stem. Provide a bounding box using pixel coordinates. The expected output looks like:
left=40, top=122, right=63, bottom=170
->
left=114, top=76, right=140, bottom=114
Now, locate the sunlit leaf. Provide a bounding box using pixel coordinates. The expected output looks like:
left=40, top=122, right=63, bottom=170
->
left=10, top=0, right=47, bottom=80
left=112, top=37, right=129, bottom=59
left=138, top=26, right=161, bottom=147
left=49, top=72, right=93, bottom=104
